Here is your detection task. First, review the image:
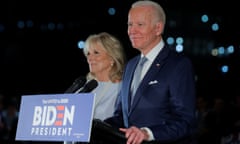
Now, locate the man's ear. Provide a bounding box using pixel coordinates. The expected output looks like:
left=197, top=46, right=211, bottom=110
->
left=155, top=22, right=164, bottom=36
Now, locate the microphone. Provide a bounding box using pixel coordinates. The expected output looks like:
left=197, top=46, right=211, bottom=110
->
left=64, top=76, right=87, bottom=93
left=78, top=79, right=98, bottom=93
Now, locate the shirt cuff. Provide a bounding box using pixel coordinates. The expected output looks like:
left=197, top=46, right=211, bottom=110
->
left=141, top=127, right=155, bottom=141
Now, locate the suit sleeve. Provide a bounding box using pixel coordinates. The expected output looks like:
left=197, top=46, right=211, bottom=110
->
left=150, top=57, right=197, bottom=142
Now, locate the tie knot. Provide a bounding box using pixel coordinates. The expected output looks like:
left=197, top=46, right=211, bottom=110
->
left=139, top=56, right=147, bottom=66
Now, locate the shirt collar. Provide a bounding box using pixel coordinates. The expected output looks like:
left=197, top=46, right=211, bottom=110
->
left=142, top=40, right=164, bottom=62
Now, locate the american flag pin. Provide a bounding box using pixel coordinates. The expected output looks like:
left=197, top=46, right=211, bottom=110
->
left=156, top=63, right=160, bottom=67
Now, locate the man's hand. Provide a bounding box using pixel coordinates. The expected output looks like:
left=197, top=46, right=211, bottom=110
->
left=120, top=126, right=149, bottom=144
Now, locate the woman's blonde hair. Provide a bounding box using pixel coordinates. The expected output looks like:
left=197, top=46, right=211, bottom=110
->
left=83, top=32, right=126, bottom=82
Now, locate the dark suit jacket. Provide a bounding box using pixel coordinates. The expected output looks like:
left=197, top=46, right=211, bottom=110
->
left=105, top=45, right=197, bottom=143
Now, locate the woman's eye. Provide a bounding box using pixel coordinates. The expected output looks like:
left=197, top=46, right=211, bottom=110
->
left=94, top=51, right=99, bottom=54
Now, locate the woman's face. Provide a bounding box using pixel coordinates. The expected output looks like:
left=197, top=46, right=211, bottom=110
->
left=86, top=42, right=113, bottom=79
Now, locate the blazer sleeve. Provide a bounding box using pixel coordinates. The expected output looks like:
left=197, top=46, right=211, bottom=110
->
left=150, top=57, right=197, bottom=142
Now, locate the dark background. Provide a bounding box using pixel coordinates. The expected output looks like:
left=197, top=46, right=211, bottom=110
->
left=0, top=0, right=239, bottom=101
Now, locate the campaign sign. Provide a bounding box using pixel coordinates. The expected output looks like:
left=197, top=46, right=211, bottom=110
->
left=16, top=93, right=95, bottom=142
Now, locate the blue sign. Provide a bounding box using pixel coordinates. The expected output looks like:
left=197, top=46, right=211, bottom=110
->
left=16, top=93, right=95, bottom=142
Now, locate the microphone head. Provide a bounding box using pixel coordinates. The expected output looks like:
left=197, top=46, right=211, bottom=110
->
left=79, top=79, right=98, bottom=93
left=65, top=76, right=87, bottom=93
left=74, top=76, right=87, bottom=84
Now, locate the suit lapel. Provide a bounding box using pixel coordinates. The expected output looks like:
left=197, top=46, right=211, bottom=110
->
left=122, top=56, right=140, bottom=125
left=129, top=46, right=170, bottom=114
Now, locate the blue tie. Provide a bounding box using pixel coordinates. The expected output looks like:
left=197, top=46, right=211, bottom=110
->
left=131, top=56, right=147, bottom=104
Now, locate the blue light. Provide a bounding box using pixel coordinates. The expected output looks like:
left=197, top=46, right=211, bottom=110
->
left=78, top=41, right=85, bottom=49
left=211, top=23, right=219, bottom=31
left=166, top=37, right=174, bottom=45
left=108, top=8, right=116, bottom=15
left=227, top=45, right=234, bottom=54
left=17, top=21, right=25, bottom=29
left=176, top=44, right=183, bottom=53
left=48, top=23, right=55, bottom=30
left=218, top=47, right=225, bottom=55
left=26, top=20, right=33, bottom=28
left=221, top=65, right=228, bottom=73
left=201, top=14, right=209, bottom=23
left=176, top=37, right=184, bottom=45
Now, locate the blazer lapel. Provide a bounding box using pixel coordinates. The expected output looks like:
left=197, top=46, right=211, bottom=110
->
left=129, top=46, right=170, bottom=114
left=122, top=56, right=140, bottom=123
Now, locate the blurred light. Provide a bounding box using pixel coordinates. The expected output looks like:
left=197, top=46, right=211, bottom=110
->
left=218, top=46, right=225, bottom=55
left=195, top=75, right=198, bottom=82
left=48, top=22, right=55, bottom=30
left=176, top=44, right=183, bottom=53
left=211, top=23, right=219, bottom=31
left=56, top=23, right=64, bottom=30
left=78, top=40, right=85, bottom=49
left=17, top=20, right=25, bottom=29
left=176, top=37, right=184, bottom=45
left=166, top=37, right=174, bottom=45
left=0, top=24, right=5, bottom=32
left=211, top=49, right=218, bottom=56
left=221, top=65, right=229, bottom=73
left=226, top=45, right=234, bottom=54
left=26, top=20, right=33, bottom=28
left=108, top=8, right=116, bottom=15
left=201, top=14, right=209, bottom=23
